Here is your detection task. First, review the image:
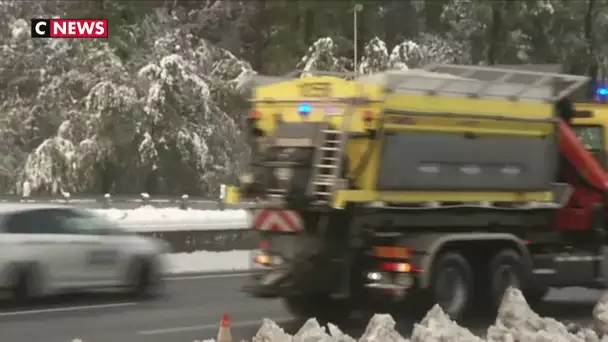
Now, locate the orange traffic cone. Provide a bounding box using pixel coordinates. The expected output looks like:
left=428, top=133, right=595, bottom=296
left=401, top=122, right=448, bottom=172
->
left=217, top=313, right=232, bottom=342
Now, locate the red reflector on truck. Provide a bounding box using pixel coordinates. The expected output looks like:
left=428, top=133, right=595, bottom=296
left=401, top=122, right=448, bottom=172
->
left=373, top=246, right=411, bottom=259
left=378, top=262, right=413, bottom=273
left=248, top=110, right=262, bottom=119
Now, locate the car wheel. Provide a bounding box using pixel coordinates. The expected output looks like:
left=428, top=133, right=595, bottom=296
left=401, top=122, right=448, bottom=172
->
left=126, top=258, right=164, bottom=300
left=12, top=266, right=38, bottom=304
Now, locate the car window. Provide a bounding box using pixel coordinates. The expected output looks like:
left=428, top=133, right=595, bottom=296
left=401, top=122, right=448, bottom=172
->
left=573, top=125, right=604, bottom=151
left=4, top=209, right=75, bottom=234
left=59, top=210, right=122, bottom=236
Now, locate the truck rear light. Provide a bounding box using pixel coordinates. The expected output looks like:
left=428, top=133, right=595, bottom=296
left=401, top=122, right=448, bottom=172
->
left=363, top=110, right=373, bottom=122
left=378, top=262, right=413, bottom=273
left=372, top=246, right=411, bottom=259
left=254, top=254, right=270, bottom=265
left=248, top=110, right=262, bottom=120
left=254, top=253, right=283, bottom=266
left=247, top=110, right=264, bottom=137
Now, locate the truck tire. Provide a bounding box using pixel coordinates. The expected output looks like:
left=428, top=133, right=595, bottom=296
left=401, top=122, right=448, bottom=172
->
left=487, top=249, right=524, bottom=310
left=282, top=294, right=353, bottom=322
left=429, top=252, right=474, bottom=319
left=523, top=288, right=549, bottom=306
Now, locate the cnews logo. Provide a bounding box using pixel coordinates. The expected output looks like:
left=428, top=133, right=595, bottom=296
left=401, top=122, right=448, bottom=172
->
left=31, top=19, right=108, bottom=38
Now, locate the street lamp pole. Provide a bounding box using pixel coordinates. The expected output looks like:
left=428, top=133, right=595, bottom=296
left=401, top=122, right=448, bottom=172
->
left=353, top=4, right=362, bottom=76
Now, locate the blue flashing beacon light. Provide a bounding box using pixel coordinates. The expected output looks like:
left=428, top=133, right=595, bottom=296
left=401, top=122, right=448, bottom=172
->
left=298, top=104, right=312, bottom=116
left=597, top=87, right=608, bottom=97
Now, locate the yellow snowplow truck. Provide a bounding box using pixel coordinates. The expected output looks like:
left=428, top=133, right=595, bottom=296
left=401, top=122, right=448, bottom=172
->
left=226, top=64, right=608, bottom=321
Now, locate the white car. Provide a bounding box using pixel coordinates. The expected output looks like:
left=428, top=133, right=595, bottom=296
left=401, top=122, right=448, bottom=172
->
left=0, top=203, right=170, bottom=302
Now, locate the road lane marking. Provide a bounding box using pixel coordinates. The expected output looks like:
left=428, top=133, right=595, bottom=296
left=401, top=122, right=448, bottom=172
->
left=165, top=272, right=252, bottom=281
left=0, top=302, right=137, bottom=317
left=137, top=317, right=292, bottom=335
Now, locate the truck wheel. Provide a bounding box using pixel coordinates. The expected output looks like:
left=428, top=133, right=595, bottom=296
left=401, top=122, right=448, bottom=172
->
left=488, top=249, right=524, bottom=310
left=523, top=288, right=549, bottom=306
left=282, top=294, right=353, bottom=322
left=429, top=252, right=473, bottom=319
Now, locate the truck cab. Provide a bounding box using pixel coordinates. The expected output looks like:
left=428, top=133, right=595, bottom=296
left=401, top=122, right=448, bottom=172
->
left=571, top=103, right=608, bottom=167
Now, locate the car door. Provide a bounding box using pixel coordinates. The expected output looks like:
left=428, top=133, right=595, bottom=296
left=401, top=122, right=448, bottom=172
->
left=47, top=209, right=107, bottom=286
left=3, top=209, right=82, bottom=288
left=58, top=210, right=122, bottom=285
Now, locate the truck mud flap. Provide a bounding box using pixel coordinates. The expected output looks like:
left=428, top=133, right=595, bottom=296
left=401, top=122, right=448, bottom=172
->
left=243, top=268, right=293, bottom=298
left=601, top=247, right=608, bottom=288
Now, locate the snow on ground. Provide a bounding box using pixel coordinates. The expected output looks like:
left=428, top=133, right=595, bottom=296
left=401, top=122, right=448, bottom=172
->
left=164, top=250, right=252, bottom=274
left=241, top=287, right=608, bottom=342
left=94, top=207, right=250, bottom=231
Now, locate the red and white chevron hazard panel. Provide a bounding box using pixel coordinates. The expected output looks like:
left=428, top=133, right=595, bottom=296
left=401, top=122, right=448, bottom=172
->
left=252, top=209, right=303, bottom=232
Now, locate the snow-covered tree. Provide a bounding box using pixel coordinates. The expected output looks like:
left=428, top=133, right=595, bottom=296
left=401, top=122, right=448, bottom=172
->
left=297, top=37, right=350, bottom=75
left=389, top=34, right=471, bottom=69
left=359, top=37, right=389, bottom=74
left=1, top=0, right=606, bottom=196
left=0, top=3, right=253, bottom=195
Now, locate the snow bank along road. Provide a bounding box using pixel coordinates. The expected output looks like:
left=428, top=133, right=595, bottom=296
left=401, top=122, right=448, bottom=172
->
left=0, top=274, right=606, bottom=342
left=10, top=195, right=254, bottom=210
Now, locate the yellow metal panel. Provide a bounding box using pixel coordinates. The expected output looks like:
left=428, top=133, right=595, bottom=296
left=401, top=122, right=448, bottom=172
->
left=383, top=114, right=554, bottom=137
left=332, top=189, right=553, bottom=209
left=252, top=76, right=386, bottom=134
left=384, top=93, right=553, bottom=119
left=224, top=186, right=241, bottom=204
left=572, top=103, right=608, bottom=126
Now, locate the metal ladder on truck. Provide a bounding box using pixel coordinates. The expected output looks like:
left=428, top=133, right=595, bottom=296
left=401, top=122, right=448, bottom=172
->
left=308, top=85, right=359, bottom=206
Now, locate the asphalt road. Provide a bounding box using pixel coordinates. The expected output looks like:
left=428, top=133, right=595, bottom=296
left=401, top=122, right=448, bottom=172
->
left=0, top=274, right=603, bottom=342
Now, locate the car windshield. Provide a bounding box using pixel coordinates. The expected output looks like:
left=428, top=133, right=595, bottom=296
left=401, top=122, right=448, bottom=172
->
left=63, top=211, right=127, bottom=235
left=573, top=125, right=604, bottom=151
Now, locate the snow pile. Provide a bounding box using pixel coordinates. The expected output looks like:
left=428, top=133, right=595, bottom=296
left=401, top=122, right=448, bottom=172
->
left=94, top=207, right=250, bottom=232
left=164, top=250, right=251, bottom=273
left=245, top=288, right=608, bottom=342
left=253, top=317, right=356, bottom=342
left=593, top=292, right=608, bottom=336
left=410, top=305, right=482, bottom=341
left=487, top=287, right=600, bottom=341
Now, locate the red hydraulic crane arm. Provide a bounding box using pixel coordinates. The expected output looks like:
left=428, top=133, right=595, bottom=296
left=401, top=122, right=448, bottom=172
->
left=558, top=119, right=608, bottom=191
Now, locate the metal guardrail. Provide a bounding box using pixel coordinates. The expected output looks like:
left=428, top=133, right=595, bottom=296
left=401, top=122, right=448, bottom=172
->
left=7, top=194, right=256, bottom=210
left=141, top=228, right=257, bottom=253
